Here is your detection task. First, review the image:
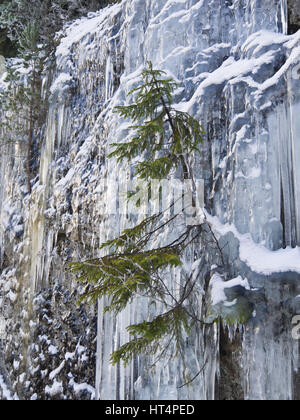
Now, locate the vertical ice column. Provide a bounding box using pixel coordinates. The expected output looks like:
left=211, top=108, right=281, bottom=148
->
left=290, top=102, right=300, bottom=246
left=280, top=0, right=288, bottom=34
left=105, top=55, right=114, bottom=102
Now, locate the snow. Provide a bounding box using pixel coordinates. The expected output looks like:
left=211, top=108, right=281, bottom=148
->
left=183, top=51, right=270, bottom=110
left=13, top=360, right=20, bottom=371
left=55, top=4, right=122, bottom=59
left=49, top=361, right=65, bottom=381
left=210, top=273, right=250, bottom=306
left=258, top=45, right=300, bottom=93
left=8, top=290, right=17, bottom=303
left=48, top=345, right=59, bottom=355
left=177, top=29, right=300, bottom=116
left=69, top=378, right=95, bottom=399
left=207, top=213, right=300, bottom=275
left=50, top=73, right=73, bottom=95
left=45, top=380, right=63, bottom=397
left=65, top=352, right=75, bottom=361
left=242, top=30, right=290, bottom=56
left=56, top=168, right=75, bottom=189
left=0, top=375, right=14, bottom=400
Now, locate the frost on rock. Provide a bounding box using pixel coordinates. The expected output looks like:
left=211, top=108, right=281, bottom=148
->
left=0, top=0, right=300, bottom=400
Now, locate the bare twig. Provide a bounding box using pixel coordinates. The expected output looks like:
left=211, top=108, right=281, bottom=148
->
left=177, top=359, right=208, bottom=389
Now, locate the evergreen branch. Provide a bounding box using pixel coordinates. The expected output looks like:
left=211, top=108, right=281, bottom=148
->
left=71, top=61, right=227, bottom=379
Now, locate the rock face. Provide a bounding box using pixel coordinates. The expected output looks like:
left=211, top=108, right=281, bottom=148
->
left=0, top=0, right=300, bottom=400
left=288, top=0, right=300, bottom=34
left=0, top=30, right=17, bottom=58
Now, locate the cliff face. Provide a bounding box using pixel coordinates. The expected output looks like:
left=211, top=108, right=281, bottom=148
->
left=0, top=0, right=300, bottom=400
left=288, top=0, right=300, bottom=34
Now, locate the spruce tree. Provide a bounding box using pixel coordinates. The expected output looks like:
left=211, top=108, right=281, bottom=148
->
left=0, top=21, right=48, bottom=192
left=0, top=0, right=121, bottom=191
left=110, top=62, right=203, bottom=181
left=70, top=62, right=213, bottom=368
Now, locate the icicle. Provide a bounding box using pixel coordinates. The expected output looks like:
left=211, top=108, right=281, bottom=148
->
left=280, top=0, right=288, bottom=34
left=105, top=55, right=114, bottom=102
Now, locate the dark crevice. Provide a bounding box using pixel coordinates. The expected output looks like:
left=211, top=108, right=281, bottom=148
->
left=293, top=340, right=300, bottom=400
left=289, top=22, right=300, bottom=34
left=280, top=176, right=287, bottom=249
left=218, top=323, right=244, bottom=400
left=0, top=29, right=17, bottom=58
left=287, top=0, right=300, bottom=34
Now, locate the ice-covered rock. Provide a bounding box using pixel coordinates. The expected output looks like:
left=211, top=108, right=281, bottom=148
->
left=0, top=0, right=300, bottom=400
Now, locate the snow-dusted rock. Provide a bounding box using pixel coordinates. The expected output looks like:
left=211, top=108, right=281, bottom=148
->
left=0, top=0, right=300, bottom=400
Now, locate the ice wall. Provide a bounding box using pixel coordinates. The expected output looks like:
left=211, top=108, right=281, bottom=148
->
left=0, top=0, right=300, bottom=400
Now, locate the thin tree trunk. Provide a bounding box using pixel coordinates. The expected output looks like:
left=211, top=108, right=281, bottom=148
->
left=26, top=104, right=33, bottom=194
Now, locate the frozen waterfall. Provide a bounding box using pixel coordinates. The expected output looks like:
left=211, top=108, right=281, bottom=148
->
left=0, top=0, right=300, bottom=400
